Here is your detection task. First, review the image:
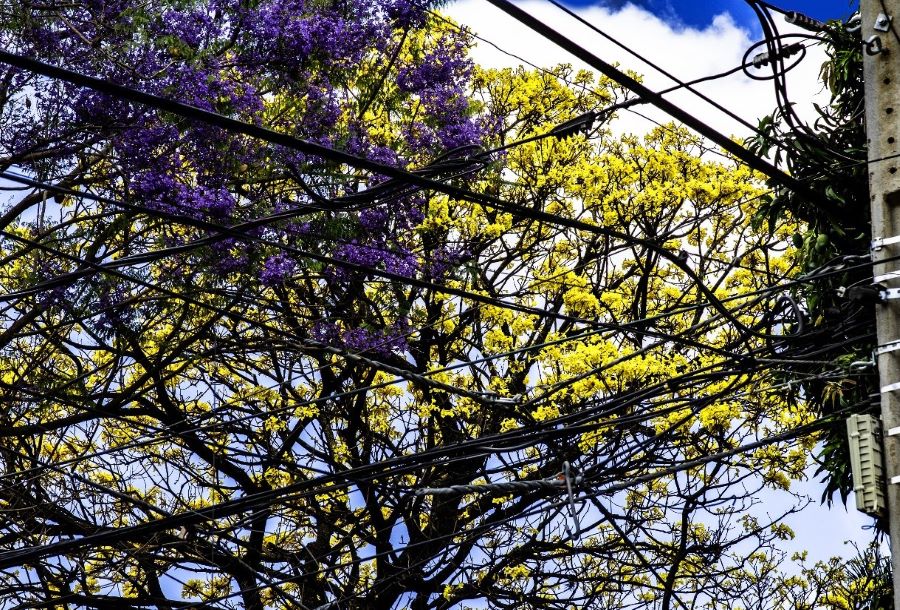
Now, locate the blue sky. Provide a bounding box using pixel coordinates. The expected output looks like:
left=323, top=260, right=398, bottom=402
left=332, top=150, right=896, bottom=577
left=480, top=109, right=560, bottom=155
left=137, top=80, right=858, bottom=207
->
left=560, top=0, right=857, bottom=31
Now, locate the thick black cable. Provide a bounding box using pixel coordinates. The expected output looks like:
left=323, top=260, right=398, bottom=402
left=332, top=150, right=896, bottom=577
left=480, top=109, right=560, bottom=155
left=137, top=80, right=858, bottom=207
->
left=0, top=183, right=844, bottom=464
left=0, top=216, right=883, bottom=476
left=93, top=394, right=862, bottom=610
left=545, top=0, right=768, bottom=138
left=0, top=52, right=821, bottom=342
left=0, top=330, right=856, bottom=569
left=0, top=360, right=838, bottom=572
left=478, top=0, right=814, bottom=201
left=0, top=169, right=771, bottom=356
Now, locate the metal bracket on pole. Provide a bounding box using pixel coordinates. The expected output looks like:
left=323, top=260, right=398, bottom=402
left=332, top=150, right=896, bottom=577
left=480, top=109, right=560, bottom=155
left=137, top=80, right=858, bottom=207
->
left=884, top=288, right=900, bottom=301
left=882, top=381, right=900, bottom=393
left=872, top=235, right=900, bottom=250
left=875, top=271, right=900, bottom=283
left=877, top=340, right=900, bottom=356
left=876, top=12, right=893, bottom=31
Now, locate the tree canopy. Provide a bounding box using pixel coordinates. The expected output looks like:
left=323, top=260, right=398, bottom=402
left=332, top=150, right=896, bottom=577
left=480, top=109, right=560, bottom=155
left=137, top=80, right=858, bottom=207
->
left=0, top=1, right=888, bottom=609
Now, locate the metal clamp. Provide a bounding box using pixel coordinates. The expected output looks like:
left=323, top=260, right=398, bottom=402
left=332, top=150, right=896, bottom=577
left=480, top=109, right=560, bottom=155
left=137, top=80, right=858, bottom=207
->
left=876, top=340, right=900, bottom=356
left=846, top=12, right=862, bottom=33
left=485, top=394, right=523, bottom=406
left=874, top=270, right=900, bottom=283
left=872, top=235, right=900, bottom=250
left=875, top=12, right=893, bottom=33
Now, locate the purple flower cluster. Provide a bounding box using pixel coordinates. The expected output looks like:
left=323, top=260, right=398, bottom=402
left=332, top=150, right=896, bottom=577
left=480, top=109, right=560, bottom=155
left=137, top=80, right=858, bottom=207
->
left=425, top=245, right=471, bottom=280
left=260, top=254, right=297, bottom=287
left=396, top=30, right=483, bottom=150
left=311, top=319, right=409, bottom=357
left=1, top=0, right=496, bottom=334
left=91, top=284, right=131, bottom=337
left=209, top=238, right=250, bottom=275
left=127, top=170, right=235, bottom=220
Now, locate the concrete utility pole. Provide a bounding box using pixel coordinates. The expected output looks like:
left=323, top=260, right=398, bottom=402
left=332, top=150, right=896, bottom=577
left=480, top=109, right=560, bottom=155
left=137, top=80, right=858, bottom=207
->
left=863, top=0, right=900, bottom=605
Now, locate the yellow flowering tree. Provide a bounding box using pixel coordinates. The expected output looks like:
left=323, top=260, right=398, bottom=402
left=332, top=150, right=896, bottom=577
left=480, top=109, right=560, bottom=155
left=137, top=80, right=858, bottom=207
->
left=0, top=9, right=864, bottom=609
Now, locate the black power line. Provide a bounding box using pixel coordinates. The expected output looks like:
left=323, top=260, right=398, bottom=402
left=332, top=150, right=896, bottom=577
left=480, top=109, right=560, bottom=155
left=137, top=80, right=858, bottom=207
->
left=479, top=0, right=817, bottom=203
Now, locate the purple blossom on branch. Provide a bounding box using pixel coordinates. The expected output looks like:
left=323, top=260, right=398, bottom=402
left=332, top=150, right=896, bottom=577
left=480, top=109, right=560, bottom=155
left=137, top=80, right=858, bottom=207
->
left=260, top=253, right=297, bottom=287
left=311, top=319, right=410, bottom=356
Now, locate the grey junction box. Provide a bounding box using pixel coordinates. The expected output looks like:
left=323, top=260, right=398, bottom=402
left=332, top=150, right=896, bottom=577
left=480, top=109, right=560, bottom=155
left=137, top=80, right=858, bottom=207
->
left=846, top=413, right=887, bottom=516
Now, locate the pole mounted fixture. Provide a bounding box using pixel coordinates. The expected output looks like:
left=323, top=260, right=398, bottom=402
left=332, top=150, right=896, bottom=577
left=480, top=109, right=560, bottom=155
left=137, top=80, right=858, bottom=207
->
left=550, top=111, right=597, bottom=139
left=862, top=0, right=900, bottom=606
left=847, top=414, right=887, bottom=516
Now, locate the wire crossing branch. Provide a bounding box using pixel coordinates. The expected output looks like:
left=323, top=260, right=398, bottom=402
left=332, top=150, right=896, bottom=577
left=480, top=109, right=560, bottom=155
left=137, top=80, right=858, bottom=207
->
left=863, top=0, right=900, bottom=605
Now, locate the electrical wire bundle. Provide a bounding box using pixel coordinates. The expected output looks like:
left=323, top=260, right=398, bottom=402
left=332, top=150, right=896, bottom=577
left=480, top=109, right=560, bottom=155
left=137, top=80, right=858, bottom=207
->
left=0, top=2, right=883, bottom=609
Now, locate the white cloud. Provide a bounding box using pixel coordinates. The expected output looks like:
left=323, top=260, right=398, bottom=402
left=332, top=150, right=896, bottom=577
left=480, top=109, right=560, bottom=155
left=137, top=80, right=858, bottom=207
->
left=445, top=0, right=829, bottom=138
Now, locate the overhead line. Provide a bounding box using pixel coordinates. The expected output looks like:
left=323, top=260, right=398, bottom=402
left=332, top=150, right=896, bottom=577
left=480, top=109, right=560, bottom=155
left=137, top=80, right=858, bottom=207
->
left=479, top=0, right=815, bottom=201
left=0, top=386, right=856, bottom=585
left=0, top=51, right=813, bottom=342
left=0, top=362, right=807, bottom=571
left=545, top=0, right=763, bottom=137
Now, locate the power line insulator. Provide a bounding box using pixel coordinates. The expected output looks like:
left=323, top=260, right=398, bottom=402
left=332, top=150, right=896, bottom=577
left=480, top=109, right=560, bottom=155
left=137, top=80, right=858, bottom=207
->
left=751, top=42, right=804, bottom=69
left=784, top=11, right=826, bottom=32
